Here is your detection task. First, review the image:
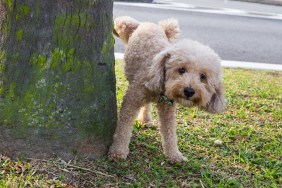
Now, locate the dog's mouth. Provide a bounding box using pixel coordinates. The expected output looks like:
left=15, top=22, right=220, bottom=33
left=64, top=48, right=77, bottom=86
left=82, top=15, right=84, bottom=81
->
left=177, top=98, right=194, bottom=107
left=190, top=96, right=201, bottom=104
left=174, top=95, right=201, bottom=107
left=185, top=96, right=192, bottom=101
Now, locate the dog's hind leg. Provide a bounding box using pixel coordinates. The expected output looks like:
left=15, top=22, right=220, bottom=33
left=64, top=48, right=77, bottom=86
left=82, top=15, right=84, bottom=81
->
left=108, top=85, right=146, bottom=160
left=156, top=102, right=187, bottom=162
left=137, top=104, right=154, bottom=127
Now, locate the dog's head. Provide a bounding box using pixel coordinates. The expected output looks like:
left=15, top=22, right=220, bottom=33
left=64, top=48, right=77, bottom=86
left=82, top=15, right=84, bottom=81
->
left=145, top=39, right=226, bottom=113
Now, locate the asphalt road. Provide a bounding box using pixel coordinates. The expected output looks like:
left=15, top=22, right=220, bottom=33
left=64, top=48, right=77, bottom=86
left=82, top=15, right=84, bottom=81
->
left=113, top=2, right=282, bottom=64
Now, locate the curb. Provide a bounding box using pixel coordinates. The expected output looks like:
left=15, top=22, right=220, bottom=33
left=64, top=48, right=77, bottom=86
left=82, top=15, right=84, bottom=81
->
left=114, top=53, right=282, bottom=71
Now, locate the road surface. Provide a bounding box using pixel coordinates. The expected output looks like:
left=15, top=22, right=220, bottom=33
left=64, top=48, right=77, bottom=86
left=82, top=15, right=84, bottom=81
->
left=114, top=1, right=282, bottom=65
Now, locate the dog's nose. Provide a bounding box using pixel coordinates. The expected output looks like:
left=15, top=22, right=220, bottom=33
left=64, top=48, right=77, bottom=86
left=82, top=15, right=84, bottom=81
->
left=184, top=87, right=195, bottom=98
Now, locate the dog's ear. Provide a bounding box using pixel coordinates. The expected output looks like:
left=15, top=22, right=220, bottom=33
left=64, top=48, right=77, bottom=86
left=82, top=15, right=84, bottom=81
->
left=205, top=82, right=226, bottom=113
left=145, top=50, right=171, bottom=92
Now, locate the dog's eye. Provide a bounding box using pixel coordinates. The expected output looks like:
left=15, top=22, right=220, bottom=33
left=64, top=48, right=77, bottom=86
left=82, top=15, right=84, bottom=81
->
left=200, top=73, right=206, bottom=81
left=178, top=67, right=186, bottom=75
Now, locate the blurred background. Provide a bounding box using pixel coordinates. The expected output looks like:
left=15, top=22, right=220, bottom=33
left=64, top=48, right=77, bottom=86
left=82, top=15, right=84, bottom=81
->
left=114, top=0, right=282, bottom=66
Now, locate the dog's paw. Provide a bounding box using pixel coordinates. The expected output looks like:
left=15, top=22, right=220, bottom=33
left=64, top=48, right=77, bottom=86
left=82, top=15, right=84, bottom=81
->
left=139, top=120, right=154, bottom=128
left=138, top=115, right=154, bottom=128
left=108, top=147, right=129, bottom=161
left=167, top=151, right=187, bottom=163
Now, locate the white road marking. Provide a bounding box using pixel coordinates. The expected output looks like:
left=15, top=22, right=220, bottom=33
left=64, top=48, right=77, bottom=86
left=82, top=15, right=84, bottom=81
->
left=114, top=53, right=282, bottom=71
left=114, top=2, right=282, bottom=20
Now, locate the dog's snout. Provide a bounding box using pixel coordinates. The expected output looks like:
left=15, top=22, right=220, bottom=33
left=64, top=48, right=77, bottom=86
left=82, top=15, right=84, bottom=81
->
left=184, top=87, right=195, bottom=98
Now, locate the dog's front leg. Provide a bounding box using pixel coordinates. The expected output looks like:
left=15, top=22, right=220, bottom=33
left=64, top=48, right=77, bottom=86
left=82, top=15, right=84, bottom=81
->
left=157, top=102, right=187, bottom=162
left=108, top=86, right=145, bottom=160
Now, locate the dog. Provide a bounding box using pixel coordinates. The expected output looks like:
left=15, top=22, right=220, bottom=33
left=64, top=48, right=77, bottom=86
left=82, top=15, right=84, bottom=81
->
left=109, top=16, right=226, bottom=162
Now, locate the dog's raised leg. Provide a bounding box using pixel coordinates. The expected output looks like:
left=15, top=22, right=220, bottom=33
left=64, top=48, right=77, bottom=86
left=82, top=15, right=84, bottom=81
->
left=108, top=86, right=145, bottom=160
left=137, top=104, right=154, bottom=127
left=156, top=102, right=187, bottom=162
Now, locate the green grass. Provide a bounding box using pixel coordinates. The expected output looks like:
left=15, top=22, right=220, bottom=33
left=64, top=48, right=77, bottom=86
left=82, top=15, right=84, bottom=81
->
left=1, top=61, right=281, bottom=187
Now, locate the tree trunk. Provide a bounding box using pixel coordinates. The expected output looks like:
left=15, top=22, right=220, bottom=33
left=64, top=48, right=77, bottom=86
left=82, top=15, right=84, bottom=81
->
left=0, top=0, right=116, bottom=160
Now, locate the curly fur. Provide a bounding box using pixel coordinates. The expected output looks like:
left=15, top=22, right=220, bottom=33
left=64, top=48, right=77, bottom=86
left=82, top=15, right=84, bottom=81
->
left=158, top=18, right=180, bottom=41
left=109, top=16, right=226, bottom=162
left=113, top=16, right=179, bottom=44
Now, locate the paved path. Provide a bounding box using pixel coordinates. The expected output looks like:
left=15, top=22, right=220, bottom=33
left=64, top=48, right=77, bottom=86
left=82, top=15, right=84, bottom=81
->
left=154, top=0, right=282, bottom=15
left=114, top=0, right=282, bottom=64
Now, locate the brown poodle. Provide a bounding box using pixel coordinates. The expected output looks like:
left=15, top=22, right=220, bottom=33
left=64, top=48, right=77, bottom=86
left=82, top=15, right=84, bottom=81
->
left=109, top=16, right=226, bottom=162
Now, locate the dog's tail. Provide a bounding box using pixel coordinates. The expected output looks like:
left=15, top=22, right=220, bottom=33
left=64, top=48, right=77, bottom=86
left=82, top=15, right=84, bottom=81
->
left=113, top=16, right=140, bottom=44
left=159, top=18, right=180, bottom=41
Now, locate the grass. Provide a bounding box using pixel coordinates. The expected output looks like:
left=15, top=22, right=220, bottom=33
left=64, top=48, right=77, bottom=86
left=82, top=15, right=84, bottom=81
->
left=1, top=61, right=281, bottom=188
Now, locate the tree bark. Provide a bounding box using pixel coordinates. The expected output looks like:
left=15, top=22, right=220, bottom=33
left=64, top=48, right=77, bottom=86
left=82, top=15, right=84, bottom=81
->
left=0, top=0, right=116, bottom=160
